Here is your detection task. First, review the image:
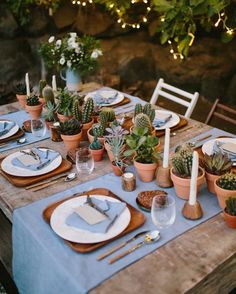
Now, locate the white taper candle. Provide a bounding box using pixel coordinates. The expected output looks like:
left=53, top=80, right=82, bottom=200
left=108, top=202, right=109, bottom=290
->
left=189, top=151, right=199, bottom=205
left=25, top=73, right=30, bottom=97
left=52, top=75, right=57, bottom=92
left=163, top=127, right=170, bottom=168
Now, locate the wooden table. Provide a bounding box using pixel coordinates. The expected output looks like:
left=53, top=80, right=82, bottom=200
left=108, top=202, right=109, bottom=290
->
left=0, top=97, right=236, bottom=294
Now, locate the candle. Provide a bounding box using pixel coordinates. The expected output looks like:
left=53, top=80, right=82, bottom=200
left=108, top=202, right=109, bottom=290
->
left=189, top=151, right=199, bottom=205
left=163, top=127, right=170, bottom=168
left=25, top=73, right=30, bottom=97
left=122, top=172, right=136, bottom=192
left=52, top=75, right=57, bottom=92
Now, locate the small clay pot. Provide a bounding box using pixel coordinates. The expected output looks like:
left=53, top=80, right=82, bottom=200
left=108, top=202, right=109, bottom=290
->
left=205, top=171, right=219, bottom=194
left=223, top=209, right=236, bottom=229
left=82, top=119, right=94, bottom=141
left=61, top=131, right=82, bottom=152
left=25, top=103, right=43, bottom=119
left=89, top=146, right=104, bottom=162
left=16, top=94, right=27, bottom=108
left=45, top=120, right=54, bottom=130
left=111, top=161, right=125, bottom=176
left=57, top=113, right=73, bottom=123
left=39, top=97, right=46, bottom=106
left=214, top=180, right=236, bottom=209
left=87, top=128, right=105, bottom=145
left=134, top=159, right=158, bottom=182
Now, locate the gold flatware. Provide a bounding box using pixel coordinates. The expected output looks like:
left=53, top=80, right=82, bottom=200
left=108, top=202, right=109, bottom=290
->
left=25, top=173, right=68, bottom=190
left=97, top=230, right=149, bottom=261
left=171, top=125, right=193, bottom=137
left=30, top=179, right=60, bottom=192
left=190, top=134, right=212, bottom=146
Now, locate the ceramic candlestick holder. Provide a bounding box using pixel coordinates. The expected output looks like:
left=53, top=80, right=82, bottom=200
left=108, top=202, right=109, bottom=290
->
left=182, top=201, right=203, bottom=220
left=156, top=166, right=173, bottom=188
left=122, top=172, right=136, bottom=192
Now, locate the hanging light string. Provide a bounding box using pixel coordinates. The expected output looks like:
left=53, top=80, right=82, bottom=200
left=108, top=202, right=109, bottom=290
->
left=71, top=0, right=93, bottom=6
left=214, top=11, right=235, bottom=35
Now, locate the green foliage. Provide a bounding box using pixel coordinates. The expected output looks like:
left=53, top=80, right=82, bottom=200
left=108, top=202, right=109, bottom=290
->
left=134, top=103, right=143, bottom=117
left=43, top=101, right=56, bottom=122
left=99, top=107, right=116, bottom=124
left=106, top=134, right=126, bottom=167
left=202, top=152, right=232, bottom=175
left=57, top=88, right=74, bottom=116
left=39, top=80, right=47, bottom=97
left=26, top=95, right=40, bottom=106
left=134, top=103, right=155, bottom=123
left=134, top=113, right=152, bottom=134
left=90, top=137, right=103, bottom=150
left=225, top=197, right=236, bottom=216
left=72, top=98, right=82, bottom=121
left=217, top=172, right=236, bottom=190
left=171, top=144, right=193, bottom=177
left=82, top=97, right=94, bottom=124
left=14, top=82, right=26, bottom=95
left=92, top=123, right=105, bottom=137
left=59, top=118, right=82, bottom=135
left=42, top=85, right=55, bottom=106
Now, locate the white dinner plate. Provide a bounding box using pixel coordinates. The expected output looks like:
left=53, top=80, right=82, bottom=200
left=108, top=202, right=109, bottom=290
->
left=153, top=110, right=180, bottom=130
left=202, top=137, right=236, bottom=155
left=0, top=120, right=19, bottom=140
left=1, top=148, right=62, bottom=177
left=85, top=90, right=124, bottom=107
left=50, top=195, right=131, bottom=244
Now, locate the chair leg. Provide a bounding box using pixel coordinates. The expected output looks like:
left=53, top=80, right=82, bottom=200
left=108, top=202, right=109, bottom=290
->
left=0, top=261, right=18, bottom=294
left=205, top=98, right=219, bottom=125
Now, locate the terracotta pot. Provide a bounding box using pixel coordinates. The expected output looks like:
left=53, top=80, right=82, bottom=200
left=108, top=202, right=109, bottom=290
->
left=134, top=159, right=158, bottom=182
left=205, top=171, right=220, bottom=194
left=170, top=167, right=205, bottom=200
left=214, top=180, right=236, bottom=209
left=25, top=103, right=43, bottom=119
left=61, top=131, right=82, bottom=152
left=223, top=209, right=236, bottom=229
left=87, top=128, right=105, bottom=145
left=39, top=97, right=46, bottom=106
left=89, top=147, right=104, bottom=162
left=111, top=161, right=125, bottom=176
left=45, top=120, right=54, bottom=130
left=82, top=119, right=94, bottom=141
left=16, top=94, right=27, bottom=108
left=57, top=113, right=73, bottom=123
left=93, top=115, right=99, bottom=123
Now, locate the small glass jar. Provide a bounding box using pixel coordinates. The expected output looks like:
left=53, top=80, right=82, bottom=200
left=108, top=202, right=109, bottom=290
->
left=122, top=172, right=136, bottom=192
left=50, top=122, right=62, bottom=142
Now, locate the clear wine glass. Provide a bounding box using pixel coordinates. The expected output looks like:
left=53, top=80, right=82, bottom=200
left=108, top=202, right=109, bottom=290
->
left=76, top=147, right=94, bottom=175
left=31, top=119, right=46, bottom=138
left=151, top=195, right=176, bottom=229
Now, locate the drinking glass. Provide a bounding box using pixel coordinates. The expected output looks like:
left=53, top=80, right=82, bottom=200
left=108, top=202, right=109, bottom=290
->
left=76, top=147, right=94, bottom=175
left=151, top=195, right=176, bottom=229
left=31, top=119, right=46, bottom=138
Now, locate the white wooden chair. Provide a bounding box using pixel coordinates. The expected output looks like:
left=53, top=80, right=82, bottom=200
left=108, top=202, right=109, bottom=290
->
left=150, top=78, right=199, bottom=118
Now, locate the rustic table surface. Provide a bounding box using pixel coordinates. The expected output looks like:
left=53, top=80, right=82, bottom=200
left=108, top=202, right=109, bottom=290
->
left=0, top=88, right=236, bottom=294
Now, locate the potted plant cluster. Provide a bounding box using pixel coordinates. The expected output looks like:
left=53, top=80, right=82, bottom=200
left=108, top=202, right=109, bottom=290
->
left=89, top=137, right=104, bottom=162
left=170, top=144, right=205, bottom=199
left=224, top=197, right=236, bottom=229
left=124, top=127, right=160, bottom=182
left=59, top=118, right=82, bottom=151
left=201, top=153, right=232, bottom=194
left=25, top=95, right=43, bottom=119
left=57, top=88, right=75, bottom=122
left=42, top=86, right=57, bottom=129
left=214, top=172, right=236, bottom=209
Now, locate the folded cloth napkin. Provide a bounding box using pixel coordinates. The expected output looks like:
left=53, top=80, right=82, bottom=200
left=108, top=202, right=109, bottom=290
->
left=12, top=147, right=60, bottom=171
left=94, top=90, right=118, bottom=105
left=66, top=197, right=127, bottom=234
left=0, top=121, right=16, bottom=137
left=153, top=113, right=172, bottom=127
left=212, top=141, right=236, bottom=162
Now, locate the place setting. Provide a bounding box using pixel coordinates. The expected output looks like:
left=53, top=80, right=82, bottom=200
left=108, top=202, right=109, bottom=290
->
left=0, top=119, right=25, bottom=147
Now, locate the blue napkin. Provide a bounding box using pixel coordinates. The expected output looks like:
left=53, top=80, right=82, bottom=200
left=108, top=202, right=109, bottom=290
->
left=212, top=141, right=236, bottom=163
left=0, top=121, right=16, bottom=137
left=12, top=147, right=60, bottom=171
left=153, top=114, right=172, bottom=128
left=94, top=90, right=118, bottom=105
left=66, top=197, right=127, bottom=234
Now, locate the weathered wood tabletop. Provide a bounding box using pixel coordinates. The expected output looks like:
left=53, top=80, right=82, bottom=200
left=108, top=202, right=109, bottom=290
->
left=0, top=90, right=236, bottom=294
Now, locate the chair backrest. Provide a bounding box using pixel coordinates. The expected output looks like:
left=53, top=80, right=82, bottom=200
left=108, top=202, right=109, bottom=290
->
left=150, top=78, right=199, bottom=118
left=205, top=98, right=236, bottom=126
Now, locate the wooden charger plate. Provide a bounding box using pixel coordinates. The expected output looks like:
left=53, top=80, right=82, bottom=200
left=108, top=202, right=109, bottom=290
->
left=43, top=188, right=146, bottom=253
left=0, top=158, right=72, bottom=187
left=0, top=128, right=25, bottom=144
left=107, top=96, right=131, bottom=108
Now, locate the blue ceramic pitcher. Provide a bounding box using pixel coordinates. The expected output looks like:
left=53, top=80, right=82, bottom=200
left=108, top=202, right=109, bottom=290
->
left=60, top=68, right=81, bottom=92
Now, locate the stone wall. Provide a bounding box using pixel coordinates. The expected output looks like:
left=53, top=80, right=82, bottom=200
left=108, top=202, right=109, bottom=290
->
left=0, top=0, right=236, bottom=107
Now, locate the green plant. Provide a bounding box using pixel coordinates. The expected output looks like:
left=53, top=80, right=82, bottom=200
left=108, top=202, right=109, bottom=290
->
left=15, top=82, right=26, bottom=95
left=43, top=101, right=56, bottom=122
left=134, top=103, right=143, bottom=117
left=225, top=197, right=236, bottom=216
left=202, top=153, right=232, bottom=175
left=59, top=118, right=82, bottom=135
left=105, top=121, right=129, bottom=138
left=26, top=95, right=40, bottom=106
left=92, top=123, right=105, bottom=137
left=134, top=103, right=155, bottom=123
left=124, top=127, right=160, bottom=164
left=134, top=113, right=152, bottom=134
left=72, top=98, right=82, bottom=121
left=99, top=107, right=116, bottom=126
left=39, top=80, right=47, bottom=97
left=57, top=88, right=74, bottom=116
left=171, top=144, right=193, bottom=178
left=90, top=137, right=103, bottom=150
left=42, top=86, right=55, bottom=106
left=217, top=172, right=236, bottom=190
left=106, top=135, right=127, bottom=168
left=82, top=98, right=94, bottom=124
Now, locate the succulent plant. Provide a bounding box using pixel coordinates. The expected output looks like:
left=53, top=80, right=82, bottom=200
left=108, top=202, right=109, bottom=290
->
left=217, top=172, right=236, bottom=190
left=82, top=97, right=94, bottom=124
left=57, top=88, right=74, bottom=116
left=134, top=103, right=143, bottom=117
left=106, top=135, right=127, bottom=168
left=225, top=197, right=236, bottom=216
left=171, top=145, right=193, bottom=178
left=90, top=137, right=103, bottom=150
left=202, top=153, right=232, bottom=175
left=134, top=113, right=152, bottom=134
left=105, top=121, right=129, bottom=138
left=39, top=80, right=47, bottom=97
left=92, top=123, right=105, bottom=137
left=15, top=82, right=27, bottom=95
left=42, top=86, right=55, bottom=106
left=26, top=95, right=40, bottom=106
left=59, top=118, right=82, bottom=136
left=99, top=107, right=115, bottom=125
left=43, top=101, right=56, bottom=122
left=134, top=103, right=155, bottom=123
left=72, top=98, right=82, bottom=121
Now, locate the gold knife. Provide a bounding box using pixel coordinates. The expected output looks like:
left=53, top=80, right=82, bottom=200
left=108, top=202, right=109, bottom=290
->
left=25, top=174, right=67, bottom=190
left=30, top=179, right=60, bottom=192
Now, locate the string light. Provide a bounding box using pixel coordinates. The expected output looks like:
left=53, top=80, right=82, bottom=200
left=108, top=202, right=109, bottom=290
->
left=71, top=0, right=93, bottom=6
left=167, top=40, right=184, bottom=60
left=214, top=11, right=235, bottom=35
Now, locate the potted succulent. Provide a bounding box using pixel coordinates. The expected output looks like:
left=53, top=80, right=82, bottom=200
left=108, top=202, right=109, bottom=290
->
left=57, top=88, right=74, bottom=122
left=201, top=153, right=232, bottom=194
left=124, top=127, right=160, bottom=182
left=223, top=197, right=236, bottom=229
left=133, top=103, right=156, bottom=136
left=59, top=118, right=82, bottom=151
left=25, top=95, right=43, bottom=119
left=214, top=172, right=236, bottom=209
left=38, top=80, right=47, bottom=105
left=15, top=82, right=28, bottom=108
left=170, top=144, right=205, bottom=200
left=89, top=137, right=104, bottom=162
left=43, top=101, right=57, bottom=130
left=93, top=104, right=102, bottom=123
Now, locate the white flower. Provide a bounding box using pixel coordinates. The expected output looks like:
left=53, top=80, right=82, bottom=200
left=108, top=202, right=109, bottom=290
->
left=71, top=42, right=79, bottom=49
left=91, top=49, right=102, bottom=59
left=48, top=36, right=55, bottom=43
left=56, top=40, right=61, bottom=48
left=70, top=32, right=77, bottom=38
left=75, top=47, right=81, bottom=54
left=67, top=60, right=72, bottom=68
left=59, top=57, right=65, bottom=65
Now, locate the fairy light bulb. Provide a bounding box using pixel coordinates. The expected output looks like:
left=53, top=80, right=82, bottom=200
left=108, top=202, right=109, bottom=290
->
left=143, top=17, right=147, bottom=22
left=117, top=19, right=121, bottom=23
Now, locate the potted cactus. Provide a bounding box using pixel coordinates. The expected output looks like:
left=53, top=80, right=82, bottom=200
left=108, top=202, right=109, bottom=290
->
left=38, top=80, right=47, bottom=105
left=214, top=172, right=236, bottom=209
left=43, top=101, right=57, bottom=130
left=89, top=137, right=104, bottom=162
left=201, top=153, right=232, bottom=194
left=170, top=144, right=205, bottom=200
left=15, top=82, right=28, bottom=108
left=223, top=197, right=236, bottom=229
left=134, top=103, right=155, bottom=124
left=59, top=118, right=82, bottom=151
left=25, top=95, right=43, bottom=119
left=57, top=88, right=74, bottom=122
left=124, top=127, right=160, bottom=182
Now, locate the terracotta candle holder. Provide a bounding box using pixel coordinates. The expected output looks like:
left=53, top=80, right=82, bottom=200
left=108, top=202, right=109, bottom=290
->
left=156, top=166, right=173, bottom=188
left=182, top=201, right=203, bottom=220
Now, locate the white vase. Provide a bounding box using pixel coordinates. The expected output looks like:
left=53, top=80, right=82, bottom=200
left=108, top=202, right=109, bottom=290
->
left=60, top=68, right=81, bottom=91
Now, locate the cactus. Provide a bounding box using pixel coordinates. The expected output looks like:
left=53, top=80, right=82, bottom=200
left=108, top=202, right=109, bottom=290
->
left=217, top=172, right=236, bottom=190
left=202, top=153, right=232, bottom=175
left=90, top=137, right=103, bottom=150
left=134, top=103, right=143, bottom=117
left=92, top=123, right=105, bottom=137
left=171, top=146, right=193, bottom=178
left=134, top=103, right=155, bottom=123
left=100, top=107, right=115, bottom=123
left=39, top=80, right=47, bottom=97
left=72, top=98, right=82, bottom=121
left=42, top=86, right=55, bottom=106
left=225, top=197, right=236, bottom=216
left=134, top=113, right=152, bottom=134
left=26, top=95, right=40, bottom=106
left=82, top=97, right=94, bottom=124
left=59, top=118, right=82, bottom=135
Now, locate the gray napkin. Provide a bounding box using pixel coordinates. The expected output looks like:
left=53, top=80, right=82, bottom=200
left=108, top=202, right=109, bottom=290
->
left=153, top=114, right=172, bottom=127
left=212, top=141, right=236, bottom=162
left=0, top=121, right=16, bottom=137
left=94, top=90, right=118, bottom=105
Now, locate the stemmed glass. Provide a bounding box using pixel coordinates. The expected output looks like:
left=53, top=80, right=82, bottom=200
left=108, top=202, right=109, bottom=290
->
left=76, top=147, right=94, bottom=175
left=31, top=119, right=46, bottom=138
left=151, top=195, right=176, bottom=229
